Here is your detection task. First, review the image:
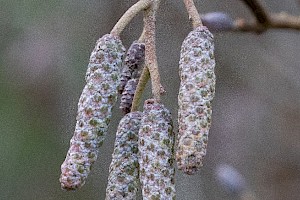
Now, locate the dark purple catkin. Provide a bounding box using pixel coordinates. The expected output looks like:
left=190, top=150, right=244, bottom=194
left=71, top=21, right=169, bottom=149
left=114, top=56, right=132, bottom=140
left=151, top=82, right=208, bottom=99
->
left=176, top=26, right=216, bottom=175
left=105, top=112, right=142, bottom=200
left=120, top=78, right=138, bottom=114
left=138, top=99, right=176, bottom=200
left=119, top=41, right=145, bottom=94
left=201, top=12, right=234, bottom=32
left=60, top=34, right=126, bottom=190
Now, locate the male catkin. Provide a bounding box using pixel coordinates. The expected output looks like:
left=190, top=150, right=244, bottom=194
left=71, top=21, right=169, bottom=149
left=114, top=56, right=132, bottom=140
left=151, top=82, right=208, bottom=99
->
left=105, top=112, right=142, bottom=200
left=176, top=26, right=216, bottom=175
left=119, top=41, right=145, bottom=94
left=60, top=34, right=126, bottom=190
left=138, top=99, right=176, bottom=200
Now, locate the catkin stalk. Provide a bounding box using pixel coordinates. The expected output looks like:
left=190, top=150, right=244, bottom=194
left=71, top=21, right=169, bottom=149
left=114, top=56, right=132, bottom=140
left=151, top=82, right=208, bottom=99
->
left=105, top=112, right=142, bottom=200
left=138, top=99, right=176, bottom=200
left=60, top=34, right=126, bottom=190
left=176, top=26, right=216, bottom=175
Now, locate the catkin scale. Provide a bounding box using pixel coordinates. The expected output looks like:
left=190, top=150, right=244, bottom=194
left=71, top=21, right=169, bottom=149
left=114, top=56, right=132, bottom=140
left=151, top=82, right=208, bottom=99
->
left=176, top=26, right=216, bottom=175
left=60, top=34, right=126, bottom=190
left=138, top=99, right=176, bottom=200
left=105, top=112, right=142, bottom=200
left=119, top=41, right=145, bottom=94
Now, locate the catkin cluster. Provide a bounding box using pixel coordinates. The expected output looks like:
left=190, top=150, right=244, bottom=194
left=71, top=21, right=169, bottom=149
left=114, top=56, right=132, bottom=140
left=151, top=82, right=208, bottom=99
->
left=138, top=99, right=176, bottom=200
left=176, top=26, right=216, bottom=175
left=105, top=112, right=142, bottom=200
left=60, top=34, right=125, bottom=190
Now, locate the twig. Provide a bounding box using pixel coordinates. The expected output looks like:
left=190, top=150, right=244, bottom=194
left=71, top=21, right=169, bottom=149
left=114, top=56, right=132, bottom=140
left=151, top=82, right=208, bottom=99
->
left=144, top=0, right=164, bottom=102
left=111, top=0, right=152, bottom=36
left=234, top=12, right=300, bottom=32
left=183, top=0, right=203, bottom=28
left=240, top=0, right=270, bottom=25
left=131, top=66, right=150, bottom=112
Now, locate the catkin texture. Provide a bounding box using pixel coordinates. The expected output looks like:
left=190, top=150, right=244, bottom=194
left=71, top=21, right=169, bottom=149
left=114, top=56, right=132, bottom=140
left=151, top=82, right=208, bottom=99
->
left=119, top=41, right=145, bottom=94
left=120, top=78, right=138, bottom=114
left=176, top=26, right=216, bottom=175
left=138, top=99, right=176, bottom=200
left=105, top=112, right=142, bottom=200
left=60, top=34, right=126, bottom=190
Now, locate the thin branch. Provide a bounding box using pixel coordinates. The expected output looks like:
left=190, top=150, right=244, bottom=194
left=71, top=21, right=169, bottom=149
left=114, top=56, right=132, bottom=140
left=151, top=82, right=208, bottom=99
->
left=233, top=13, right=300, bottom=32
left=240, top=0, right=270, bottom=25
left=183, top=0, right=203, bottom=28
left=131, top=65, right=150, bottom=112
left=144, top=0, right=164, bottom=102
left=111, top=0, right=152, bottom=36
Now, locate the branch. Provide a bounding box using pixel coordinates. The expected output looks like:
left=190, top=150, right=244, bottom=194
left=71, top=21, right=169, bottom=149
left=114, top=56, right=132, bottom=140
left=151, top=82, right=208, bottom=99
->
left=240, top=0, right=270, bottom=25
left=234, top=12, right=300, bottom=32
left=143, top=0, right=164, bottom=102
left=183, top=0, right=203, bottom=28
left=131, top=65, right=150, bottom=112
left=111, top=0, right=152, bottom=36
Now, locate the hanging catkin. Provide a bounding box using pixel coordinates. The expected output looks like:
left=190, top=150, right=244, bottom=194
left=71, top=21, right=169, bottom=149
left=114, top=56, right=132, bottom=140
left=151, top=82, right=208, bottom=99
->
left=105, top=112, right=142, bottom=200
left=138, top=99, right=176, bottom=200
left=120, top=78, right=139, bottom=114
left=176, top=26, right=216, bottom=175
left=60, top=34, right=126, bottom=190
left=119, top=41, right=145, bottom=94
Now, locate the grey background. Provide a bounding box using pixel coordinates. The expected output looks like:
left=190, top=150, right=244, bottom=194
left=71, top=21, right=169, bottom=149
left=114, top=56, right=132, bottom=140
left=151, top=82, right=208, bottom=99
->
left=0, top=0, right=299, bottom=199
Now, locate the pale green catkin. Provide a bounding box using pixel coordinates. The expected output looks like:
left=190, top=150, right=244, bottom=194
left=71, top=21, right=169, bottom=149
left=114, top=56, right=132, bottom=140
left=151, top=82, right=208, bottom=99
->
left=138, top=99, right=176, bottom=200
left=60, top=34, right=126, bottom=190
left=176, top=26, right=216, bottom=175
left=105, top=112, right=142, bottom=200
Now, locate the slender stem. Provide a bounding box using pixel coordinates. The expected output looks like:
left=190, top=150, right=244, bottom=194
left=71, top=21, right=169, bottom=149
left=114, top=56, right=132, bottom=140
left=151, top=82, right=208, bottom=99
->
left=111, top=0, right=152, bottom=36
left=131, top=66, right=150, bottom=112
left=183, top=0, right=202, bottom=28
left=233, top=13, right=300, bottom=32
left=240, top=0, right=270, bottom=25
left=144, top=0, right=163, bottom=102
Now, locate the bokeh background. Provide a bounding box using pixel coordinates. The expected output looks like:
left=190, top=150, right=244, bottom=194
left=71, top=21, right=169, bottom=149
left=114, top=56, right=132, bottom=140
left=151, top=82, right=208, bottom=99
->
left=1, top=0, right=299, bottom=199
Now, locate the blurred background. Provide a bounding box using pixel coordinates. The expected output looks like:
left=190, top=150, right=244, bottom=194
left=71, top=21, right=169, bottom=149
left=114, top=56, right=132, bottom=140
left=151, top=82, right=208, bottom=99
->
left=0, top=0, right=299, bottom=199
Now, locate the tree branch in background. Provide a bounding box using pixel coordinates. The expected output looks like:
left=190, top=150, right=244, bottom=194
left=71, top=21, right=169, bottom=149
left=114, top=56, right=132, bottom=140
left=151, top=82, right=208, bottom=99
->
left=240, top=0, right=270, bottom=25
left=183, top=0, right=203, bottom=28
left=234, top=12, right=300, bottom=32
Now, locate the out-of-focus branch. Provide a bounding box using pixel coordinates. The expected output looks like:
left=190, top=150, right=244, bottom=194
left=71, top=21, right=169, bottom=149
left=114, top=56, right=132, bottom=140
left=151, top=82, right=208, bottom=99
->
left=183, top=0, right=203, bottom=28
left=234, top=12, right=300, bottom=32
left=201, top=12, right=300, bottom=33
left=240, top=0, right=270, bottom=25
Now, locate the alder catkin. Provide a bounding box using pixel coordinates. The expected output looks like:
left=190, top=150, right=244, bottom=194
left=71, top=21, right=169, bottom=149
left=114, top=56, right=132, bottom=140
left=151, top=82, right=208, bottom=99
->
left=138, top=99, right=176, bottom=200
left=120, top=78, right=138, bottom=114
left=105, top=112, right=142, bottom=200
left=201, top=12, right=234, bottom=32
left=60, top=34, right=126, bottom=190
left=176, top=26, right=216, bottom=175
left=119, top=41, right=145, bottom=94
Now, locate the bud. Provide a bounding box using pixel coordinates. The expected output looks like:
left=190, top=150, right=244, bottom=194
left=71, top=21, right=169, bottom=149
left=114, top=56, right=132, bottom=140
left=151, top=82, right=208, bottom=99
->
left=60, top=34, right=126, bottom=190
left=176, top=26, right=216, bottom=175
left=215, top=164, right=247, bottom=195
left=138, top=99, right=176, bottom=200
left=120, top=78, right=138, bottom=114
left=105, top=112, right=142, bottom=200
left=119, top=41, right=145, bottom=94
left=201, top=12, right=234, bottom=32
